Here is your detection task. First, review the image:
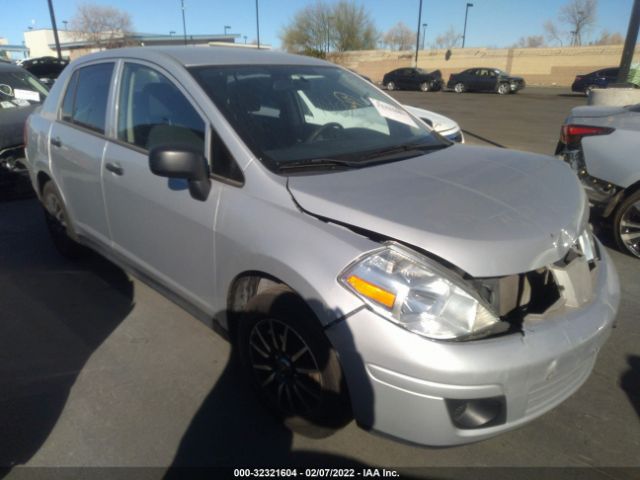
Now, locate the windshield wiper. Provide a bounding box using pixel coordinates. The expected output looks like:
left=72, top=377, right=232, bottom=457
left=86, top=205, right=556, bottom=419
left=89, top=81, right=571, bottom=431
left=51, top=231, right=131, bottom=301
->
left=358, top=142, right=450, bottom=162
left=276, top=157, right=360, bottom=172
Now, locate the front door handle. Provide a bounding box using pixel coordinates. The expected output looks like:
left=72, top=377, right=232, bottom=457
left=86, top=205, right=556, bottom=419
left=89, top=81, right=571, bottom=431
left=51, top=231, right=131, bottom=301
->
left=50, top=137, right=62, bottom=148
left=105, top=162, right=124, bottom=176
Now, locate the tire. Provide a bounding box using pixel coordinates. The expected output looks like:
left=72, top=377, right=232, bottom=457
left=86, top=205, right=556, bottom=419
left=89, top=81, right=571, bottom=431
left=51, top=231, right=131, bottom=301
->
left=41, top=181, right=85, bottom=258
left=497, top=83, right=510, bottom=95
left=237, top=285, right=352, bottom=437
left=613, top=190, right=640, bottom=259
left=454, top=82, right=465, bottom=93
left=584, top=84, right=598, bottom=95
left=419, top=82, right=430, bottom=92
left=386, top=81, right=396, bottom=91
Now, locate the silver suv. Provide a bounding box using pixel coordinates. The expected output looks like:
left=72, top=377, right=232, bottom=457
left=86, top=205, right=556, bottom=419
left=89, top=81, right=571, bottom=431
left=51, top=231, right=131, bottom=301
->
left=25, top=47, right=619, bottom=446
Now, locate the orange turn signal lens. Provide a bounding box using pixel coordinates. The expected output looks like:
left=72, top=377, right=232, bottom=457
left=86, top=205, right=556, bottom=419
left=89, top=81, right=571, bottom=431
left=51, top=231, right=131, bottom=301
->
left=346, top=275, right=396, bottom=308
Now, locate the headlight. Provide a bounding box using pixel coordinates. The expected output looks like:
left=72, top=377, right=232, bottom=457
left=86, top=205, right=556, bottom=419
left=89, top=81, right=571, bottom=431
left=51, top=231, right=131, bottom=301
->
left=339, top=244, right=502, bottom=341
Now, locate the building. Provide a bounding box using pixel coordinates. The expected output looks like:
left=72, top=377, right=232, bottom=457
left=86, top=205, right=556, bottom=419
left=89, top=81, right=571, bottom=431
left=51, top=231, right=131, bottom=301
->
left=23, top=29, right=243, bottom=60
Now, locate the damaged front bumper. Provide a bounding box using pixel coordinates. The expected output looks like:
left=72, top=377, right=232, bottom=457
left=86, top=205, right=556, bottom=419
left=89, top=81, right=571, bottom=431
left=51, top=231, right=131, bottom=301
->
left=326, top=242, right=619, bottom=446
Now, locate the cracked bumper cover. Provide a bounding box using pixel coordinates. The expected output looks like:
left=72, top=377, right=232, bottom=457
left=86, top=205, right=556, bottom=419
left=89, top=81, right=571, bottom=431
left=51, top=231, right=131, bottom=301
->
left=326, top=244, right=619, bottom=446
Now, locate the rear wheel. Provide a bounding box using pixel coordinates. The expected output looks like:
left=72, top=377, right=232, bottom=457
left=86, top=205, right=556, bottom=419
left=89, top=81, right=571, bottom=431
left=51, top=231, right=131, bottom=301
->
left=419, top=82, right=430, bottom=92
left=585, top=84, right=598, bottom=95
left=237, top=285, right=352, bottom=437
left=386, top=81, right=396, bottom=91
left=613, top=190, right=640, bottom=259
left=454, top=82, right=465, bottom=93
left=42, top=181, right=84, bottom=258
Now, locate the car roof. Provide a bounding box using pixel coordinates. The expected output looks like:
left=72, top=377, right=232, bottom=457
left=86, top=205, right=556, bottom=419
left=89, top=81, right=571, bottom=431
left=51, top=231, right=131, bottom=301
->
left=73, top=46, right=331, bottom=69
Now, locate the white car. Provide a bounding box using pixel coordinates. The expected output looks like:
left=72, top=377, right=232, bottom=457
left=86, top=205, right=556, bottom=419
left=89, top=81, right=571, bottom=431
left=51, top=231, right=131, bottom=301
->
left=404, top=105, right=464, bottom=143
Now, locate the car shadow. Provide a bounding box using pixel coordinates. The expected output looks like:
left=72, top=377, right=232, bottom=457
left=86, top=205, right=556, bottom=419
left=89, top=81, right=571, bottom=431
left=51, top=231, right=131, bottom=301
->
left=0, top=199, right=134, bottom=472
left=620, top=355, right=640, bottom=419
left=166, top=299, right=384, bottom=474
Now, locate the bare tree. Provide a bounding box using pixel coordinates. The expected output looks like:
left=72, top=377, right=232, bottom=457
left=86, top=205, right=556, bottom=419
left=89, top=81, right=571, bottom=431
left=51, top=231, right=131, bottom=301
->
left=382, top=22, right=415, bottom=51
left=544, top=20, right=565, bottom=46
left=513, top=35, right=546, bottom=48
left=433, top=26, right=462, bottom=49
left=332, top=1, right=377, bottom=51
left=70, top=2, right=133, bottom=49
left=281, top=0, right=377, bottom=55
left=559, top=0, right=597, bottom=46
left=593, top=30, right=624, bottom=45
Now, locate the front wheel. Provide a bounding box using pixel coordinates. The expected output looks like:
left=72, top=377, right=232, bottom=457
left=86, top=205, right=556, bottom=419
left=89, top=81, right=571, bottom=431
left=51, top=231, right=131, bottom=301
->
left=497, top=83, right=510, bottom=95
left=237, top=285, right=352, bottom=437
left=613, top=190, right=640, bottom=259
left=454, top=82, right=465, bottom=93
left=419, top=82, right=430, bottom=92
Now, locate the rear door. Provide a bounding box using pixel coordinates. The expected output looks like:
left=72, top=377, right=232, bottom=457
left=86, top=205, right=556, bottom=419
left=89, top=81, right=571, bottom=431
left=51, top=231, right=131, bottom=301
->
left=101, top=61, right=219, bottom=313
left=49, top=62, right=114, bottom=244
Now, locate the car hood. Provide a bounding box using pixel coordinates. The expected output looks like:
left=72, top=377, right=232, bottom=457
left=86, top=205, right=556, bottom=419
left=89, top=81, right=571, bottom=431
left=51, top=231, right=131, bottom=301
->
left=571, top=105, right=628, bottom=119
left=288, top=145, right=588, bottom=277
left=403, top=105, right=460, bottom=134
left=0, top=105, right=35, bottom=150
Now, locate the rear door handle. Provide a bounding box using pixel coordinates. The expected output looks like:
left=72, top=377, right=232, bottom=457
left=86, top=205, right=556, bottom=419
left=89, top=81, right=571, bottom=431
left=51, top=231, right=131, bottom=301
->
left=50, top=137, right=62, bottom=148
left=105, top=162, right=124, bottom=176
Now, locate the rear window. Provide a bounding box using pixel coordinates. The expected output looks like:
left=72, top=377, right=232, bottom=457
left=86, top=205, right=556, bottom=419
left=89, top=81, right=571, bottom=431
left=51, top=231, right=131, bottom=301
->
left=61, top=62, right=114, bottom=134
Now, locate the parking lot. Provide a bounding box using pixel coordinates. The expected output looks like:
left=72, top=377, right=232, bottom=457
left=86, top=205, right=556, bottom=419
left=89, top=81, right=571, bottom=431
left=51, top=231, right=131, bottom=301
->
left=1, top=87, right=639, bottom=477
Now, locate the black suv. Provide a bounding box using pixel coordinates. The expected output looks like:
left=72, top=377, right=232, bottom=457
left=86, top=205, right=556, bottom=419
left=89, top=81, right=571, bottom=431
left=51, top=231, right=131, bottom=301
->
left=382, top=68, right=443, bottom=92
left=447, top=68, right=525, bottom=94
left=0, top=63, right=48, bottom=189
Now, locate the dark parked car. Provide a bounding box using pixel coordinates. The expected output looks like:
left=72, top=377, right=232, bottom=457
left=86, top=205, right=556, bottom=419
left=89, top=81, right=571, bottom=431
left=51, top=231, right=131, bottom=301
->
left=447, top=68, right=525, bottom=94
left=382, top=68, right=443, bottom=92
left=0, top=62, right=48, bottom=189
left=19, top=56, right=68, bottom=88
left=571, top=67, right=619, bottom=94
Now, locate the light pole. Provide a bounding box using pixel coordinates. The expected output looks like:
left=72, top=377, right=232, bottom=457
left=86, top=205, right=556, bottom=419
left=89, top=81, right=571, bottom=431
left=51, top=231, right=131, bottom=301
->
left=462, top=2, right=473, bottom=48
left=422, top=23, right=428, bottom=50
left=181, top=0, right=187, bottom=45
left=243, top=35, right=247, bottom=44
left=414, top=0, right=423, bottom=67
left=62, top=20, right=68, bottom=31
left=617, top=0, right=640, bottom=83
left=255, top=0, right=261, bottom=49
left=46, top=0, right=62, bottom=60
left=224, top=25, right=231, bottom=36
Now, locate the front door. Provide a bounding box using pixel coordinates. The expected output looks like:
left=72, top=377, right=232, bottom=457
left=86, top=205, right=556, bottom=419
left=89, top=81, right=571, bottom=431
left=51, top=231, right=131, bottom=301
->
left=102, top=61, right=219, bottom=313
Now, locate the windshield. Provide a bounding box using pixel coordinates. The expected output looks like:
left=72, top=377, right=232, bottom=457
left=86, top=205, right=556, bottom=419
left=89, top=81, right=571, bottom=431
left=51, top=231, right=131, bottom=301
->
left=0, top=69, right=48, bottom=110
left=190, top=65, right=448, bottom=172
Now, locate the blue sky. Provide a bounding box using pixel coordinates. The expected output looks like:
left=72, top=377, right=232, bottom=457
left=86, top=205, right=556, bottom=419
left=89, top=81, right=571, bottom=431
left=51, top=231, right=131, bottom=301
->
left=3, top=0, right=636, bottom=49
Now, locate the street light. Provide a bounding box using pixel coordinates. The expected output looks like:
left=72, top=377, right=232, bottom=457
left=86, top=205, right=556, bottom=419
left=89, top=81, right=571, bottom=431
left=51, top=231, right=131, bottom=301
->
left=243, top=35, right=248, bottom=44
left=62, top=20, right=68, bottom=31
left=181, top=0, right=187, bottom=45
left=255, top=0, right=261, bottom=49
left=422, top=23, right=428, bottom=50
left=414, top=0, right=423, bottom=67
left=462, top=2, right=473, bottom=48
left=224, top=25, right=231, bottom=36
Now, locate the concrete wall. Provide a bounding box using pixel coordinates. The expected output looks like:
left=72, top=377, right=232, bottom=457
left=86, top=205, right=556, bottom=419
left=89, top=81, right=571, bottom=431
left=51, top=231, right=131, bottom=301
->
left=330, top=45, right=640, bottom=86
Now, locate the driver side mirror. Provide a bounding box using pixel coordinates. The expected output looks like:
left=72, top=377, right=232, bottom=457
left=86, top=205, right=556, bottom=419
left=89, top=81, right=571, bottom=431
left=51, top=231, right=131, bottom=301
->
left=149, top=145, right=211, bottom=201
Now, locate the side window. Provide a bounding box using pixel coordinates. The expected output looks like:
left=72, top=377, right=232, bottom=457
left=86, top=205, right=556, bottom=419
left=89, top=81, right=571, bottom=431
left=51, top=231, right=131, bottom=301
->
left=117, top=63, right=205, bottom=153
left=69, top=63, right=114, bottom=134
left=60, top=70, right=79, bottom=122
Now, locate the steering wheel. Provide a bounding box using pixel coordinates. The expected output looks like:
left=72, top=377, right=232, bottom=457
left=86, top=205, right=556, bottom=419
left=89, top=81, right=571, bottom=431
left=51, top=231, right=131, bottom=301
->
left=305, top=122, right=344, bottom=143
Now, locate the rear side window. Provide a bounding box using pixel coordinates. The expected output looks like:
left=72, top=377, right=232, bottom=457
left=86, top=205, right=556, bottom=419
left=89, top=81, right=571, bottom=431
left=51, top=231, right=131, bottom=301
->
left=61, top=63, right=114, bottom=134
left=117, top=63, right=205, bottom=153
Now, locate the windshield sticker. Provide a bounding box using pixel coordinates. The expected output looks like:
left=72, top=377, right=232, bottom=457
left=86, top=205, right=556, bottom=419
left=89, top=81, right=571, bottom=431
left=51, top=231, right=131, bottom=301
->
left=1, top=101, right=16, bottom=109
left=12, top=98, right=31, bottom=107
left=369, top=98, right=417, bottom=128
left=14, top=89, right=40, bottom=102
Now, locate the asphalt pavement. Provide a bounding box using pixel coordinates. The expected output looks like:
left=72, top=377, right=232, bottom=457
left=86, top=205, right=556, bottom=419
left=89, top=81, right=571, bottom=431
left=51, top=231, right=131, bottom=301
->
left=0, top=87, right=638, bottom=478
